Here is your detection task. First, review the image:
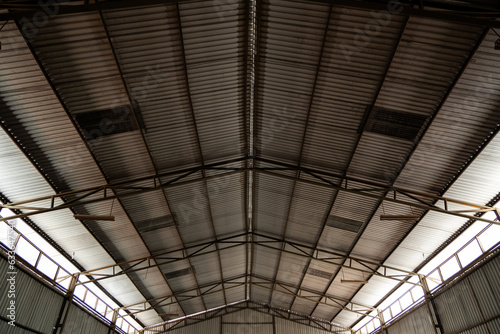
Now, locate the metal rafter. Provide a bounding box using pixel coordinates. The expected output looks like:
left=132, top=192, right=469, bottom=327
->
left=257, top=303, right=352, bottom=334
left=304, top=13, right=411, bottom=319
left=266, top=0, right=334, bottom=311
left=6, top=17, right=158, bottom=328
left=348, top=27, right=493, bottom=329
left=95, top=10, right=193, bottom=319
left=174, top=1, right=229, bottom=309
left=325, top=25, right=491, bottom=325
left=331, top=26, right=492, bottom=326
left=289, top=11, right=410, bottom=317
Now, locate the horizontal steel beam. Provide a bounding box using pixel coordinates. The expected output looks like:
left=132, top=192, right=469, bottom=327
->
left=256, top=170, right=499, bottom=225
left=108, top=273, right=376, bottom=321
left=141, top=301, right=250, bottom=333
left=253, top=232, right=421, bottom=282
left=143, top=300, right=351, bottom=333
left=1, top=164, right=498, bottom=225
left=57, top=232, right=421, bottom=289
left=251, top=275, right=378, bottom=319
left=115, top=277, right=247, bottom=319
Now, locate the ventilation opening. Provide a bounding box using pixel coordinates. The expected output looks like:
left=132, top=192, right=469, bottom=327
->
left=136, top=214, right=176, bottom=234
left=74, top=101, right=145, bottom=140
left=326, top=215, right=363, bottom=233
left=164, top=267, right=194, bottom=280
left=306, top=268, right=332, bottom=280
left=361, top=106, right=428, bottom=141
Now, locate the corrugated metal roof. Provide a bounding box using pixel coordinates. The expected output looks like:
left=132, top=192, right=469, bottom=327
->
left=255, top=0, right=330, bottom=163
left=1, top=0, right=500, bottom=332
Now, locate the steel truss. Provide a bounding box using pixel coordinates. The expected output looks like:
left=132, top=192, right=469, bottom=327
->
left=1, top=158, right=498, bottom=225
left=105, top=272, right=376, bottom=322
left=55, top=231, right=422, bottom=322
left=57, top=231, right=420, bottom=286
left=141, top=300, right=352, bottom=333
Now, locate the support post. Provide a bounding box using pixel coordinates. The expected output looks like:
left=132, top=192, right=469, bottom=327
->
left=378, top=309, right=387, bottom=333
left=52, top=273, right=79, bottom=334
left=107, top=309, right=119, bottom=334
left=420, top=274, right=444, bottom=334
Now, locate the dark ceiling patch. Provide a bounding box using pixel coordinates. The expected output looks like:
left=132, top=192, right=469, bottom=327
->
left=306, top=268, right=333, bottom=280
left=164, top=267, right=194, bottom=280
left=363, top=106, right=428, bottom=141
left=326, top=215, right=363, bottom=233
left=74, top=102, right=145, bottom=140
left=136, top=214, right=176, bottom=234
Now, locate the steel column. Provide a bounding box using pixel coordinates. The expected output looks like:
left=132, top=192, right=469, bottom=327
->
left=52, top=273, right=79, bottom=334
left=420, top=274, right=443, bottom=334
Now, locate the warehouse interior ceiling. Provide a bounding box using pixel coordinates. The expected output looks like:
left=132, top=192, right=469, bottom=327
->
left=0, top=0, right=500, bottom=332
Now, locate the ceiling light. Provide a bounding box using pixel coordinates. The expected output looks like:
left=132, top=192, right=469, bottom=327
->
left=380, top=214, right=420, bottom=221
left=74, top=214, right=115, bottom=221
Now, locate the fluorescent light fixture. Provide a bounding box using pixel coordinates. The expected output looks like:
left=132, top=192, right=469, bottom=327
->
left=380, top=214, right=420, bottom=221
left=74, top=214, right=115, bottom=221
left=340, top=279, right=369, bottom=284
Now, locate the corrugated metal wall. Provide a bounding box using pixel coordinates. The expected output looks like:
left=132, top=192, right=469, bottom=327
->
left=384, top=252, right=500, bottom=334
left=0, top=256, right=112, bottom=334
left=434, top=252, right=500, bottom=334
left=385, top=304, right=435, bottom=334
left=0, top=256, right=64, bottom=333
left=61, top=304, right=109, bottom=334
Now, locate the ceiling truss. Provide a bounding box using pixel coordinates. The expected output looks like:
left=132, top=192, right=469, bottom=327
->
left=0, top=0, right=499, bottom=332
left=105, top=273, right=377, bottom=322
left=140, top=300, right=352, bottom=333
left=56, top=232, right=422, bottom=287
left=1, top=158, right=498, bottom=225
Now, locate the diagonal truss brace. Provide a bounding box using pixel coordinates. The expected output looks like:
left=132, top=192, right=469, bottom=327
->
left=104, top=273, right=377, bottom=321
left=252, top=276, right=377, bottom=318
left=141, top=301, right=352, bottom=334
left=56, top=232, right=422, bottom=288
left=54, top=233, right=422, bottom=322
left=108, top=275, right=248, bottom=319
left=1, top=159, right=498, bottom=225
